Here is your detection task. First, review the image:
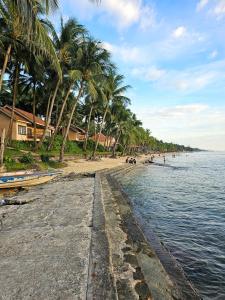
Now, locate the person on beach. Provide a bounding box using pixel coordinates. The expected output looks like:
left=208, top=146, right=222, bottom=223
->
left=133, top=158, right=136, bottom=164
left=126, top=157, right=129, bottom=163
left=129, top=158, right=134, bottom=164
left=163, top=155, right=166, bottom=164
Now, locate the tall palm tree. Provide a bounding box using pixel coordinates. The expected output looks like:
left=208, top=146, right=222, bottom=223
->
left=59, top=38, right=111, bottom=162
left=92, top=70, right=130, bottom=158
left=37, top=18, right=85, bottom=150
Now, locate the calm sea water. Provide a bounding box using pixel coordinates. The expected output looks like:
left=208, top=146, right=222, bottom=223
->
left=118, top=152, right=225, bottom=299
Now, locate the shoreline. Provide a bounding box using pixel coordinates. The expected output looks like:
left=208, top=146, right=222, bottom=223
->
left=0, top=158, right=201, bottom=299
left=104, top=165, right=200, bottom=299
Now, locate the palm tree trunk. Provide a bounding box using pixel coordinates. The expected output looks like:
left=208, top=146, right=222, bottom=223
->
left=83, top=103, right=93, bottom=151
left=0, top=128, right=6, bottom=167
left=112, top=130, right=121, bottom=157
left=92, top=102, right=108, bottom=158
left=0, top=44, right=12, bottom=91
left=37, top=78, right=60, bottom=150
left=46, top=92, right=52, bottom=122
left=32, top=83, right=37, bottom=149
left=59, top=82, right=83, bottom=162
left=7, top=62, right=19, bottom=145
left=48, top=82, right=73, bottom=150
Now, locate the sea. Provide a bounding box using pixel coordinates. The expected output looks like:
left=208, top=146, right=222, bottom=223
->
left=118, top=152, right=225, bottom=300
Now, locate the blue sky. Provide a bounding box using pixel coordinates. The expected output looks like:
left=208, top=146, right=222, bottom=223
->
left=56, top=0, right=225, bottom=150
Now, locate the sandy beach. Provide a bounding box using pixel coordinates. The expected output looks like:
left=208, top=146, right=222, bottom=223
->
left=62, top=155, right=145, bottom=174
left=62, top=153, right=175, bottom=175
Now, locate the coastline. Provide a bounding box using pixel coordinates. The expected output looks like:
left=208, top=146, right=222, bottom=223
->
left=0, top=157, right=201, bottom=299
left=103, top=165, right=201, bottom=299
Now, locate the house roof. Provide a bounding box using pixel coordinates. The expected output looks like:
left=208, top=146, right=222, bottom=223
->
left=70, top=124, right=86, bottom=134
left=0, top=107, right=28, bottom=123
left=0, top=105, right=54, bottom=130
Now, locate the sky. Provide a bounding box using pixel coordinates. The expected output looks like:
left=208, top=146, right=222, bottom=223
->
left=56, top=0, right=225, bottom=150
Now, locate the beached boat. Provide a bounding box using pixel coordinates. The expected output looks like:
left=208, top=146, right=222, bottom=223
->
left=0, top=171, right=60, bottom=189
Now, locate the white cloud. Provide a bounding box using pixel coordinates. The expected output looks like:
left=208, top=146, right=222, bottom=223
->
left=209, top=50, right=218, bottom=59
left=102, top=42, right=145, bottom=63
left=172, top=26, right=187, bottom=39
left=132, top=60, right=225, bottom=93
left=132, top=66, right=166, bottom=81
left=150, top=104, right=209, bottom=118
left=196, top=0, right=209, bottom=12
left=63, top=0, right=156, bottom=30
left=133, top=103, right=225, bottom=150
left=211, top=0, right=225, bottom=19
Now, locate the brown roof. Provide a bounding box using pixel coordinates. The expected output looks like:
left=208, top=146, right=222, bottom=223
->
left=0, top=107, right=28, bottom=123
left=70, top=125, right=86, bottom=134
left=1, top=105, right=54, bottom=130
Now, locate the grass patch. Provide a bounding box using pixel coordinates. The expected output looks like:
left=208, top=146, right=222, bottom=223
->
left=4, top=162, right=34, bottom=172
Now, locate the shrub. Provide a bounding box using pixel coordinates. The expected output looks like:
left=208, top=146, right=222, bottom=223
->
left=40, top=154, right=50, bottom=163
left=3, top=156, right=15, bottom=163
left=65, top=141, right=83, bottom=154
left=10, top=141, right=33, bottom=151
left=19, top=152, right=34, bottom=164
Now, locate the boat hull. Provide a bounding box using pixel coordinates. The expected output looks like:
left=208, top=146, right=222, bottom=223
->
left=0, top=173, right=58, bottom=189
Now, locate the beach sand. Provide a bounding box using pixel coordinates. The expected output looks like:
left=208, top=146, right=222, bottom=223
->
left=62, top=155, right=146, bottom=174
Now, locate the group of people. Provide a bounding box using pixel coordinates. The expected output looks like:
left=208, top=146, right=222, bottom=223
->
left=125, top=157, right=137, bottom=164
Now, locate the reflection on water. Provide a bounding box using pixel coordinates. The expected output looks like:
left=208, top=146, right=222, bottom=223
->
left=118, top=152, right=225, bottom=300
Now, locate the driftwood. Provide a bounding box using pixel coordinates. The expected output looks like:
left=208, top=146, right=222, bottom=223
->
left=0, top=197, right=37, bottom=206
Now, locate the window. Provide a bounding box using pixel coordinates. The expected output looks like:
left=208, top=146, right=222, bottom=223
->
left=18, top=125, right=27, bottom=135
left=27, top=128, right=32, bottom=137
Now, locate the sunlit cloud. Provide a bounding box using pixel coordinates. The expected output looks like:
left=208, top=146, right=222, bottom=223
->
left=211, top=0, right=225, bottom=19
left=196, top=0, right=209, bottom=12
left=102, top=41, right=146, bottom=63
left=172, top=26, right=187, bottom=38
left=133, top=104, right=225, bottom=150
left=131, top=60, right=225, bottom=93
left=62, top=0, right=156, bottom=30
left=131, top=66, right=166, bottom=81
left=209, top=50, right=218, bottom=59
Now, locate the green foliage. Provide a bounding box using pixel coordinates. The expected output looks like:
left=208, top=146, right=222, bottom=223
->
left=40, top=154, right=50, bottom=163
left=65, top=141, right=83, bottom=154
left=3, top=156, right=15, bottom=163
left=19, top=152, right=35, bottom=164
left=10, top=141, right=33, bottom=151
left=4, top=162, right=31, bottom=172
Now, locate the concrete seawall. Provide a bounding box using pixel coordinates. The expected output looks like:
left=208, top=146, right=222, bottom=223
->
left=0, top=167, right=201, bottom=299
left=90, top=166, right=201, bottom=299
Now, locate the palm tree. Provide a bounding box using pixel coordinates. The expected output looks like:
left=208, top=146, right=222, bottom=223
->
left=0, top=0, right=60, bottom=91
left=47, top=18, right=86, bottom=150
left=36, top=18, right=86, bottom=150
left=59, top=38, right=111, bottom=162
left=92, top=70, right=130, bottom=158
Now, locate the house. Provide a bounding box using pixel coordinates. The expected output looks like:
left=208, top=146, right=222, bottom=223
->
left=62, top=125, right=86, bottom=142
left=0, top=105, right=54, bottom=141
left=91, top=133, right=116, bottom=147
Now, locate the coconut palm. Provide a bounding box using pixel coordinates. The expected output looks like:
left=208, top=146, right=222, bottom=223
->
left=59, top=38, right=112, bottom=162
left=0, top=0, right=60, bottom=91
left=92, top=70, right=130, bottom=158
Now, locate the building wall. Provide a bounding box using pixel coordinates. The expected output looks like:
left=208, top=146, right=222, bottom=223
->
left=0, top=113, right=9, bottom=136
left=67, top=130, right=79, bottom=141
left=0, top=113, right=51, bottom=141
